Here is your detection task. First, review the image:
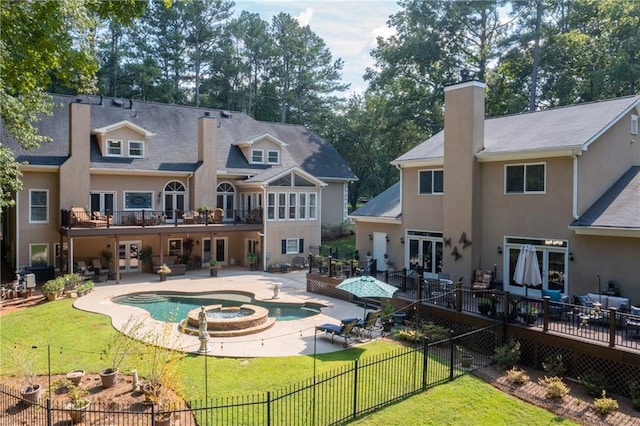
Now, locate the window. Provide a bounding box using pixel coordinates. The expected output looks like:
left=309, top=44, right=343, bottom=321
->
left=251, top=149, right=263, bottom=164
left=282, top=238, right=304, bottom=254
left=309, top=193, right=317, bottom=220
left=278, top=193, right=286, bottom=220
left=419, top=170, right=443, bottom=194
left=29, top=189, right=48, bottom=223
left=106, top=139, right=122, bottom=156
left=299, top=193, right=307, bottom=219
left=267, top=193, right=276, bottom=220
left=124, top=192, right=153, bottom=210
left=632, top=115, right=638, bottom=135
left=168, top=238, right=182, bottom=257
left=129, top=140, right=144, bottom=157
left=267, top=150, right=279, bottom=164
left=506, top=163, right=545, bottom=193
left=289, top=193, right=297, bottom=219
left=29, top=243, right=49, bottom=267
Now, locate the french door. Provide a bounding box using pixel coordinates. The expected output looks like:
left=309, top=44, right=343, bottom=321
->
left=118, top=241, right=140, bottom=273
left=505, top=238, right=568, bottom=296
left=163, top=181, right=186, bottom=222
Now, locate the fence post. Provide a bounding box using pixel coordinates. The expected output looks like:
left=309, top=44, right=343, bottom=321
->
left=609, top=308, right=617, bottom=348
left=416, top=277, right=422, bottom=301
left=456, top=280, right=462, bottom=312
left=449, top=334, right=456, bottom=381
left=542, top=296, right=550, bottom=332
left=308, top=253, right=313, bottom=273
left=46, top=398, right=52, bottom=426
left=267, top=391, right=271, bottom=426
left=352, top=360, right=359, bottom=420
left=402, top=268, right=407, bottom=291
left=422, top=337, right=429, bottom=390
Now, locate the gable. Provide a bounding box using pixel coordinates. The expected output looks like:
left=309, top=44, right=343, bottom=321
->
left=233, top=134, right=288, bottom=165
left=92, top=120, right=154, bottom=158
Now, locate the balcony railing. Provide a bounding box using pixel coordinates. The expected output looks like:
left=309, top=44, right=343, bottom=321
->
left=60, top=208, right=263, bottom=229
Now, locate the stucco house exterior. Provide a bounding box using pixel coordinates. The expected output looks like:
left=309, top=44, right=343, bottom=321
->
left=1, top=94, right=356, bottom=281
left=351, top=80, right=639, bottom=299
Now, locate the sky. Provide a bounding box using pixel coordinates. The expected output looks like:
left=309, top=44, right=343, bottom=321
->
left=233, top=0, right=402, bottom=95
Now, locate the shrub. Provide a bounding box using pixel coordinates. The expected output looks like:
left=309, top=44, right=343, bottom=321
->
left=506, top=367, right=529, bottom=385
left=629, top=382, right=640, bottom=411
left=42, top=277, right=65, bottom=295
left=542, top=354, right=567, bottom=377
left=592, top=391, right=618, bottom=416
left=580, top=370, right=607, bottom=396
left=538, top=376, right=570, bottom=399
left=394, top=328, right=423, bottom=342
left=494, top=338, right=521, bottom=372
left=419, top=322, right=450, bottom=342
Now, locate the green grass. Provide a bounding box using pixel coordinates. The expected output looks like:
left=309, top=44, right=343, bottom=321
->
left=1, top=298, right=577, bottom=424
left=321, top=234, right=356, bottom=258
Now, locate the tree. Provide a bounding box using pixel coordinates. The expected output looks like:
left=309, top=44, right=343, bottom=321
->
left=0, top=0, right=145, bottom=211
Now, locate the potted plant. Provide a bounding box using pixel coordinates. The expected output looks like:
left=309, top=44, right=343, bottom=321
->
left=247, top=252, right=259, bottom=270
left=521, top=303, right=541, bottom=325
left=66, top=369, right=85, bottom=386
left=14, top=347, right=41, bottom=405
left=100, top=316, right=141, bottom=388
left=139, top=246, right=153, bottom=273
left=65, top=383, right=90, bottom=424
left=477, top=297, right=493, bottom=315
left=100, top=248, right=114, bottom=278
left=380, top=301, right=395, bottom=333
left=42, top=276, right=65, bottom=301
left=457, top=345, right=474, bottom=368
left=157, top=264, right=171, bottom=281
left=209, top=259, right=218, bottom=277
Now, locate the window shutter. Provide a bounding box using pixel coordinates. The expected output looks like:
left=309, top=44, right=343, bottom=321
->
left=299, top=239, right=304, bottom=254
left=281, top=239, right=286, bottom=254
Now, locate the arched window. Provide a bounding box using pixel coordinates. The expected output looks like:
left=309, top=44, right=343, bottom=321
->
left=216, top=182, right=236, bottom=221
left=163, top=181, right=186, bottom=221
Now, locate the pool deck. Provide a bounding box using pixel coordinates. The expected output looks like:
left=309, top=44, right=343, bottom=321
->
left=73, top=267, right=375, bottom=358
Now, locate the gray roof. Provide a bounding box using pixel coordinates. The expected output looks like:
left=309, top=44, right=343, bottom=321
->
left=350, top=181, right=401, bottom=220
left=571, top=166, right=640, bottom=230
left=395, top=95, right=640, bottom=163
left=3, top=94, right=356, bottom=181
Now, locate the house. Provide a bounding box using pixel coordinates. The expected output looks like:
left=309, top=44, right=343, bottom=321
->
left=1, top=94, right=356, bottom=281
left=351, top=79, right=640, bottom=299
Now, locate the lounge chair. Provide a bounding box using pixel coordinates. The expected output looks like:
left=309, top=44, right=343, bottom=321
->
left=355, top=310, right=382, bottom=339
left=92, top=258, right=109, bottom=282
left=71, top=206, right=110, bottom=227
left=245, top=208, right=261, bottom=224
left=315, top=318, right=360, bottom=348
left=210, top=208, right=224, bottom=223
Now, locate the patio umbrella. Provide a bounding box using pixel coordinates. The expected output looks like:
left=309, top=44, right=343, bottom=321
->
left=513, top=244, right=542, bottom=296
left=336, top=276, right=398, bottom=316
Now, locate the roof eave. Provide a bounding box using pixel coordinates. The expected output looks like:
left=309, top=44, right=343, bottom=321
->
left=349, top=215, right=402, bottom=225
left=476, top=147, right=582, bottom=162
left=568, top=225, right=640, bottom=238
left=90, top=168, right=192, bottom=177
left=391, top=157, right=443, bottom=168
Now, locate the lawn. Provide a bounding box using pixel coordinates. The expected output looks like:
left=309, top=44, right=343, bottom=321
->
left=1, top=298, right=577, bottom=424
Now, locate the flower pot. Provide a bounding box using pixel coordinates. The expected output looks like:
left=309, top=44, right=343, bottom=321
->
left=66, top=370, right=85, bottom=386
left=46, top=293, right=57, bottom=301
left=478, top=304, right=491, bottom=315
left=66, top=400, right=90, bottom=424
left=159, top=273, right=167, bottom=282
left=459, top=354, right=473, bottom=368
left=382, top=319, right=394, bottom=333
left=155, top=413, right=173, bottom=426
left=20, top=384, right=41, bottom=406
left=142, top=381, right=162, bottom=404
left=522, top=313, right=538, bottom=325
left=392, top=312, right=406, bottom=326
left=99, top=368, right=118, bottom=388
left=209, top=268, right=217, bottom=277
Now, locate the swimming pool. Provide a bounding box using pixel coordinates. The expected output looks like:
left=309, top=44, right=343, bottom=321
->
left=112, top=291, right=323, bottom=322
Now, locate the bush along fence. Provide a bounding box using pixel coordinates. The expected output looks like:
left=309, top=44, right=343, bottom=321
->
left=0, top=325, right=497, bottom=426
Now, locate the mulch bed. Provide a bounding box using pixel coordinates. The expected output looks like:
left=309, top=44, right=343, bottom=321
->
left=474, top=365, right=640, bottom=425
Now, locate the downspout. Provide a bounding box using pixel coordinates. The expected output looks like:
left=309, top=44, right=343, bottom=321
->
left=261, top=185, right=267, bottom=269
left=394, top=164, right=404, bottom=269
left=187, top=172, right=194, bottom=209
left=572, top=154, right=579, bottom=220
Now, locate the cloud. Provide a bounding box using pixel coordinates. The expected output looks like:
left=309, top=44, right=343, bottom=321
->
left=296, top=7, right=313, bottom=26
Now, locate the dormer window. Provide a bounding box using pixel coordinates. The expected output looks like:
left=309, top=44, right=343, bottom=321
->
left=267, top=150, right=280, bottom=164
left=251, top=149, right=264, bottom=164
left=129, top=140, right=144, bottom=157
left=106, top=139, right=122, bottom=156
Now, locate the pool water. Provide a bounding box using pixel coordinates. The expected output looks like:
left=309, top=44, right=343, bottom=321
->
left=112, top=292, right=322, bottom=322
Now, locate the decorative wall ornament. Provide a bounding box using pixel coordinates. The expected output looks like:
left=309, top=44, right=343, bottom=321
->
left=451, top=246, right=462, bottom=261
left=444, top=237, right=452, bottom=247
left=459, top=232, right=472, bottom=249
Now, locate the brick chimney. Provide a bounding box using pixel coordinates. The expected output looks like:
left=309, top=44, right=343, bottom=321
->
left=192, top=112, right=218, bottom=208
left=442, top=78, right=486, bottom=280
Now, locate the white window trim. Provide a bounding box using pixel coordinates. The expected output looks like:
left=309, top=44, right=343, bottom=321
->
left=123, top=191, right=153, bottom=210
left=299, top=193, right=307, bottom=220
left=128, top=140, right=144, bottom=158
left=267, top=193, right=276, bottom=221
left=277, top=193, right=287, bottom=220
left=267, top=150, right=280, bottom=165
left=29, top=189, right=49, bottom=224
left=29, top=243, right=49, bottom=267
left=418, top=169, right=444, bottom=195
left=632, top=114, right=638, bottom=135
left=504, top=162, right=546, bottom=194
left=309, top=193, right=317, bottom=220
left=288, top=192, right=297, bottom=220
left=286, top=238, right=300, bottom=254
left=251, top=149, right=264, bottom=164
left=90, top=191, right=117, bottom=213
left=106, top=139, right=123, bottom=157
left=168, top=238, right=183, bottom=257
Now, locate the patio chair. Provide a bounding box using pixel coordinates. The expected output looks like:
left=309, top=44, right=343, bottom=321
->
left=355, top=310, right=383, bottom=339
left=626, top=306, right=640, bottom=339
left=210, top=208, right=224, bottom=223
left=245, top=208, right=261, bottom=224
left=315, top=318, right=360, bottom=348
left=472, top=269, right=493, bottom=290
left=71, top=206, right=109, bottom=227
left=92, top=258, right=109, bottom=282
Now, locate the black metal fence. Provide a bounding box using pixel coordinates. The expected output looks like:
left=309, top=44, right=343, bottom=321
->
left=0, top=325, right=498, bottom=426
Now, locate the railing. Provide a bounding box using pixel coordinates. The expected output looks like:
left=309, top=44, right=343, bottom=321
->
left=60, top=208, right=263, bottom=229
left=0, top=326, right=497, bottom=425
left=307, top=255, right=376, bottom=278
